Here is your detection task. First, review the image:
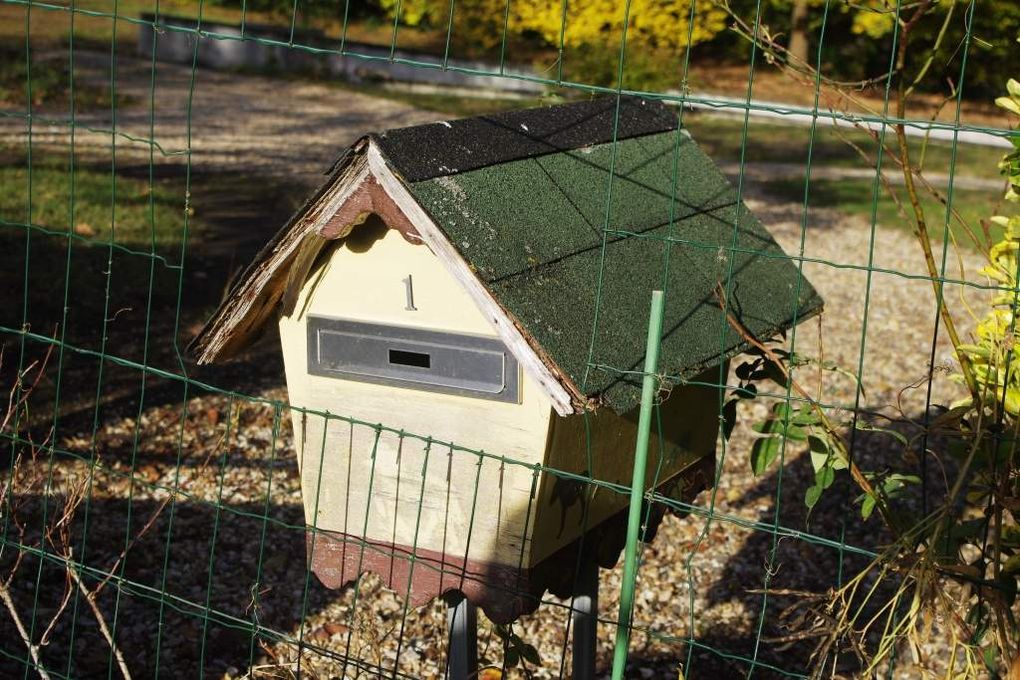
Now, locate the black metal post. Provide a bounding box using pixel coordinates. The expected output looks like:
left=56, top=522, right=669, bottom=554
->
left=446, top=592, right=478, bottom=680
left=572, top=557, right=599, bottom=678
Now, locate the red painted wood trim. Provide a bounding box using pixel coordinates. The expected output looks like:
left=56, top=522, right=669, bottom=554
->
left=305, top=454, right=715, bottom=624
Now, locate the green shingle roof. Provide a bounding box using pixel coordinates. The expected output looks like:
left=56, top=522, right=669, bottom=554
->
left=398, top=121, right=822, bottom=413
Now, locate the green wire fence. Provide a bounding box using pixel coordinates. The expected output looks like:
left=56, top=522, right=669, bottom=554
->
left=1, top=0, right=1018, bottom=677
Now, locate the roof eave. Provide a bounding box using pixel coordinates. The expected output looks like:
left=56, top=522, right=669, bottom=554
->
left=189, top=139, right=372, bottom=364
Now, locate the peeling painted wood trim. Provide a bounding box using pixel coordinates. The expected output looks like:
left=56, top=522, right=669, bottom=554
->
left=193, top=152, right=370, bottom=363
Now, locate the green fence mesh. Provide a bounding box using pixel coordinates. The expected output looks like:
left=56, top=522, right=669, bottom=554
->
left=1, top=0, right=1018, bottom=677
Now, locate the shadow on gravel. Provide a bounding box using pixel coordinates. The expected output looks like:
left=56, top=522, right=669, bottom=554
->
left=681, top=411, right=956, bottom=678
left=0, top=154, right=310, bottom=444
left=0, top=493, right=349, bottom=678
left=0, top=159, right=343, bottom=675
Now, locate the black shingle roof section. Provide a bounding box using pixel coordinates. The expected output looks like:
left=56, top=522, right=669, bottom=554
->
left=371, top=96, right=678, bottom=183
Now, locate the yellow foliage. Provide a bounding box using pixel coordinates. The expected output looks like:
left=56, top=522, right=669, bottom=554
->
left=380, top=0, right=727, bottom=52
left=955, top=81, right=1020, bottom=416
left=513, top=0, right=727, bottom=51
left=849, top=2, right=896, bottom=39
left=963, top=214, right=1020, bottom=415
left=378, top=0, right=433, bottom=27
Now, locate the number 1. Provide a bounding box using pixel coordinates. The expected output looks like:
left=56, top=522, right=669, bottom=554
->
left=403, top=275, right=418, bottom=311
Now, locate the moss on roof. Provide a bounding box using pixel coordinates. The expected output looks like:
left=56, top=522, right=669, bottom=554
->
left=404, top=128, right=823, bottom=413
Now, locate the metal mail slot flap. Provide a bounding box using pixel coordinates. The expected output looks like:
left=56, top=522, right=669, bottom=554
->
left=307, top=317, right=520, bottom=403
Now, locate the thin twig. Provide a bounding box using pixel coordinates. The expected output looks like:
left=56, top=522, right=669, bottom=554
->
left=0, top=581, right=52, bottom=680
left=67, top=562, right=133, bottom=680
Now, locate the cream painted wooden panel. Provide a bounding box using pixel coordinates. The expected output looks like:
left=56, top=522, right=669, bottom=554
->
left=528, top=366, right=723, bottom=565
left=280, top=223, right=553, bottom=568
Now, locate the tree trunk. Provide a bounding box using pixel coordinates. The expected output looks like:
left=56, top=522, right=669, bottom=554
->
left=788, top=0, right=810, bottom=64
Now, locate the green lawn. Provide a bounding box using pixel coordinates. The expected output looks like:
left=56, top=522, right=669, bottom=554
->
left=0, top=145, right=196, bottom=250
left=684, top=114, right=1003, bottom=182
left=0, top=0, right=446, bottom=55
left=681, top=114, right=1015, bottom=250
left=763, top=176, right=1016, bottom=250
left=0, top=44, right=135, bottom=112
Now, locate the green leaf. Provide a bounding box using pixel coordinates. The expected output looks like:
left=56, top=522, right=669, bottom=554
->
left=783, top=424, right=808, bottom=441
left=751, top=436, right=782, bottom=475
left=884, top=473, right=921, bottom=488
left=805, top=484, right=823, bottom=509
left=754, top=416, right=808, bottom=442
left=790, top=407, right=821, bottom=426
left=853, top=421, right=909, bottom=446
left=1003, top=553, right=1020, bottom=575
left=809, top=451, right=828, bottom=473
left=816, top=466, right=835, bottom=490
left=505, top=648, right=520, bottom=668
left=722, top=398, right=738, bottom=441
left=520, top=644, right=541, bottom=665
left=982, top=644, right=996, bottom=671
left=861, top=494, right=876, bottom=520
left=807, top=434, right=829, bottom=453
left=771, top=402, right=793, bottom=419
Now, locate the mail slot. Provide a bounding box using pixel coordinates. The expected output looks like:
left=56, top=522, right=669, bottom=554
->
left=306, top=316, right=520, bottom=403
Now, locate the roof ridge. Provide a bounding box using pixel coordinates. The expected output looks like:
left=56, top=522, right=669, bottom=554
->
left=372, top=95, right=679, bottom=183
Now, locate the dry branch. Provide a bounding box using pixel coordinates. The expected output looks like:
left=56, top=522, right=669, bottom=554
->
left=0, top=581, right=52, bottom=680
left=67, top=563, right=133, bottom=680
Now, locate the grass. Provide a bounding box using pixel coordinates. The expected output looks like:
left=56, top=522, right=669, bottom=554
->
left=0, top=44, right=134, bottom=112
left=0, top=141, right=304, bottom=379
left=0, top=145, right=196, bottom=250
left=682, top=113, right=1016, bottom=250
left=335, top=83, right=553, bottom=118
left=764, top=176, right=1017, bottom=249
left=684, top=114, right=1004, bottom=182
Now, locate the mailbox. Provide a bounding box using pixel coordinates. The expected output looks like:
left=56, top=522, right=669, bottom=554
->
left=192, top=96, right=823, bottom=622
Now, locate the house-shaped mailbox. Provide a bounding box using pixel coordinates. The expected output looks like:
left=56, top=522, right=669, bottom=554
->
left=192, top=96, right=822, bottom=622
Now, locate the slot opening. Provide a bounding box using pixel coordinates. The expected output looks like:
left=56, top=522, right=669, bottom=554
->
left=389, top=348, right=431, bottom=369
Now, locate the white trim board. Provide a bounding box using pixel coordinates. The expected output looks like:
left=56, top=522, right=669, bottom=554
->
left=366, top=141, right=580, bottom=416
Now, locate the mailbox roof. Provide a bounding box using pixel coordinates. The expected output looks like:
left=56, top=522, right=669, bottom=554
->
left=192, top=96, right=823, bottom=414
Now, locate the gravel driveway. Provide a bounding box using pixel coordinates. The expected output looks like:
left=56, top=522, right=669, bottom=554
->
left=0, top=51, right=994, bottom=678
left=1, top=49, right=438, bottom=181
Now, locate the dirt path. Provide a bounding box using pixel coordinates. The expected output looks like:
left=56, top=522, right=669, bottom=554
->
left=0, top=49, right=438, bottom=181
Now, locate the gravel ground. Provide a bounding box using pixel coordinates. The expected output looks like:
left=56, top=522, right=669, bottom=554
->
left=0, top=49, right=438, bottom=181
left=0, top=52, right=999, bottom=679
left=6, top=202, right=986, bottom=679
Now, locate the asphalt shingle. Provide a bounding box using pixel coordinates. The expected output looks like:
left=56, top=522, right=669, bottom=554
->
left=403, top=122, right=822, bottom=412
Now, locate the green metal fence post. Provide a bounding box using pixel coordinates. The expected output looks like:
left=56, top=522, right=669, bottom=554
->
left=611, top=289, right=665, bottom=680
